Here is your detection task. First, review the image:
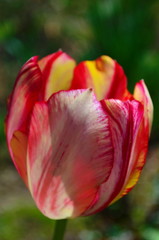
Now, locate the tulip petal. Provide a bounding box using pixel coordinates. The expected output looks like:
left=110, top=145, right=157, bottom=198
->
left=6, top=57, right=43, bottom=140
left=38, top=50, right=76, bottom=100
left=134, top=80, right=153, bottom=135
left=109, top=81, right=153, bottom=204
left=109, top=119, right=148, bottom=204
left=111, top=81, right=153, bottom=204
left=71, top=56, right=129, bottom=100
left=83, top=99, right=145, bottom=215
left=6, top=56, right=43, bottom=161
left=10, top=131, right=28, bottom=186
left=27, top=89, right=114, bottom=219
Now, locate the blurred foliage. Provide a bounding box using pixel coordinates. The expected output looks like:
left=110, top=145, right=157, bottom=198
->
left=0, top=0, right=159, bottom=240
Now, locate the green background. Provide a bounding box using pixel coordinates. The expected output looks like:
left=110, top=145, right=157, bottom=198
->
left=0, top=0, right=159, bottom=239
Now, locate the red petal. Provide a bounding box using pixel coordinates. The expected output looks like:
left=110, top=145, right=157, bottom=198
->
left=109, top=116, right=148, bottom=204
left=6, top=56, right=43, bottom=140
left=6, top=57, right=43, bottom=181
left=84, top=99, right=145, bottom=215
left=110, top=81, right=153, bottom=202
left=71, top=56, right=130, bottom=100
left=27, top=89, right=114, bottom=219
left=38, top=50, right=76, bottom=100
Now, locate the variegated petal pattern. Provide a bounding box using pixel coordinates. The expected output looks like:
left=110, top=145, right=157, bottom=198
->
left=38, top=50, right=76, bottom=100
left=6, top=57, right=43, bottom=185
left=5, top=50, right=153, bottom=219
left=71, top=55, right=130, bottom=100
left=83, top=99, right=145, bottom=215
left=27, top=89, right=114, bottom=219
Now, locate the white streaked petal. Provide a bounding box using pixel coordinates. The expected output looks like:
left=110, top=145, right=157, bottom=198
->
left=27, top=89, right=114, bottom=219
left=84, top=99, right=144, bottom=215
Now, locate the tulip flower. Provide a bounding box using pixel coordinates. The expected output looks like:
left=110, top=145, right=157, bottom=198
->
left=6, top=50, right=153, bottom=220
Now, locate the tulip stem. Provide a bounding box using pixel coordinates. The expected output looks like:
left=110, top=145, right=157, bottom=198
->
left=52, top=219, right=68, bottom=240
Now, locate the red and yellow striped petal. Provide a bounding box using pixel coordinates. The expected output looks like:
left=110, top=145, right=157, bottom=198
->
left=6, top=56, right=43, bottom=142
left=83, top=99, right=144, bottom=216
left=71, top=56, right=129, bottom=101
left=109, top=118, right=148, bottom=205
left=134, top=80, right=153, bottom=135
left=38, top=50, right=76, bottom=100
left=108, top=81, right=153, bottom=203
left=27, top=89, right=114, bottom=219
left=109, top=81, right=153, bottom=204
left=6, top=57, right=43, bottom=178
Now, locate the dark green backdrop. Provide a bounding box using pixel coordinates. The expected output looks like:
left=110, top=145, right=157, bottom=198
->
left=0, top=1, right=159, bottom=240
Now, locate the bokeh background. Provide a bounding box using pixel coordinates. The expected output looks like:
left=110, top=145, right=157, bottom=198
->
left=0, top=0, right=159, bottom=239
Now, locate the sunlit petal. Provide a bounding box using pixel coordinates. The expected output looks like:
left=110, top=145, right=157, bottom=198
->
left=38, top=50, right=76, bottom=100
left=6, top=56, right=43, bottom=178
left=134, top=80, right=153, bottom=135
left=27, top=89, right=114, bottom=219
left=71, top=56, right=129, bottom=100
left=84, top=99, right=144, bottom=215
